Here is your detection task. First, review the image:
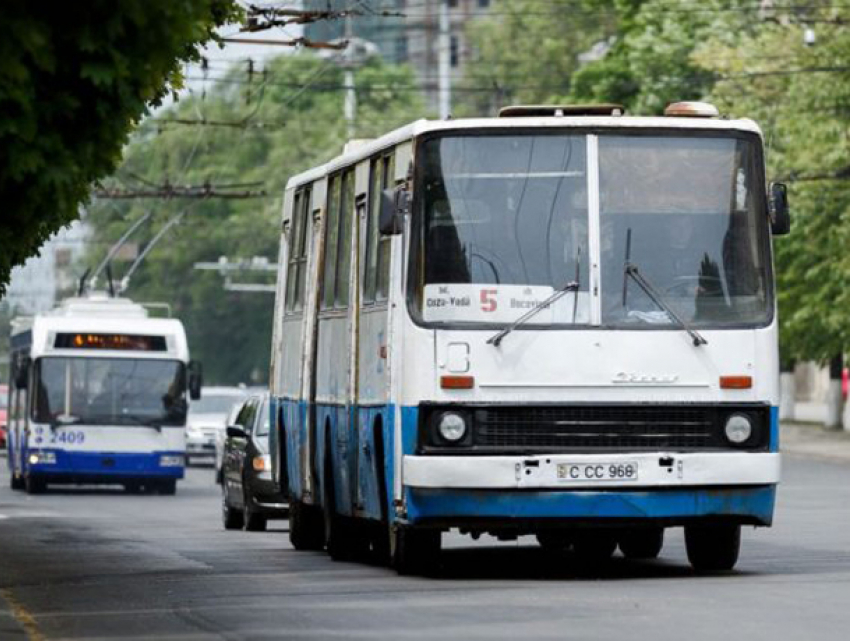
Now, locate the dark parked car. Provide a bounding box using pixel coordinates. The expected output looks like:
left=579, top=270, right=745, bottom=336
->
left=221, top=394, right=288, bottom=531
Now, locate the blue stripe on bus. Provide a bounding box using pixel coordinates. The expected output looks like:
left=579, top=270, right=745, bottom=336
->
left=405, top=485, right=777, bottom=525
left=27, top=450, right=185, bottom=478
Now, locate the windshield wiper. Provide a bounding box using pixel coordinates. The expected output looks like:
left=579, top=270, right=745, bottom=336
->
left=623, top=261, right=707, bottom=347
left=487, top=280, right=579, bottom=347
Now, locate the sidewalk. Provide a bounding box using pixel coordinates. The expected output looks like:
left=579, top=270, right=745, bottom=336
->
left=781, top=421, right=850, bottom=464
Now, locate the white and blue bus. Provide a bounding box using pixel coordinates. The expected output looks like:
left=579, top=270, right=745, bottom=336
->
left=6, top=293, right=201, bottom=494
left=269, top=102, right=790, bottom=574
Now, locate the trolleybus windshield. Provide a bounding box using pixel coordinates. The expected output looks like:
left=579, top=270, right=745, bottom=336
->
left=32, top=357, right=187, bottom=426
left=412, top=131, right=771, bottom=329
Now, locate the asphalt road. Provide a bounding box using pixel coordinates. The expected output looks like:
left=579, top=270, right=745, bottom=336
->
left=1, top=452, right=849, bottom=641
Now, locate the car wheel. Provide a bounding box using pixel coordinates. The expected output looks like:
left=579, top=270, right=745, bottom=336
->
left=222, top=481, right=244, bottom=530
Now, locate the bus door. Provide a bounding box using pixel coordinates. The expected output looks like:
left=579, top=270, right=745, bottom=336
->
left=355, top=152, right=395, bottom=521
left=314, top=168, right=356, bottom=514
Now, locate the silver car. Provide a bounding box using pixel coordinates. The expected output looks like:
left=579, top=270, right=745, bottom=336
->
left=186, top=387, right=248, bottom=465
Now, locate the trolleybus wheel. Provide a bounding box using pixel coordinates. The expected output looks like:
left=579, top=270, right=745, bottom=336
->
left=25, top=474, right=46, bottom=495
left=10, top=473, right=25, bottom=491
left=222, top=483, right=244, bottom=530
left=391, top=526, right=441, bottom=576
left=572, top=530, right=617, bottom=564
left=243, top=490, right=267, bottom=532
left=685, top=523, right=740, bottom=572
left=322, top=455, right=368, bottom=561
left=535, top=531, right=572, bottom=551
left=619, top=527, right=664, bottom=560
left=288, top=499, right=324, bottom=550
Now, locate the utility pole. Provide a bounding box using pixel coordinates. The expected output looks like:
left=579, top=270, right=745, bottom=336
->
left=438, top=0, right=451, bottom=120
left=343, top=11, right=356, bottom=139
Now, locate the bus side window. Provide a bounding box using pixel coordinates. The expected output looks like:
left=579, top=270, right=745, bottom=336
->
left=322, top=176, right=341, bottom=309
left=285, top=191, right=302, bottom=313
left=285, top=186, right=312, bottom=314
left=364, top=157, right=384, bottom=304
left=376, top=154, right=395, bottom=301
left=336, top=169, right=355, bottom=308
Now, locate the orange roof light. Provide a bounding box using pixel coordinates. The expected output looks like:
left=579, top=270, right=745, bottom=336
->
left=441, top=375, right=475, bottom=390
left=720, top=376, right=752, bottom=389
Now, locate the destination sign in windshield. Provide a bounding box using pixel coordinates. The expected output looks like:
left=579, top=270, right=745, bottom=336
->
left=54, top=333, right=168, bottom=352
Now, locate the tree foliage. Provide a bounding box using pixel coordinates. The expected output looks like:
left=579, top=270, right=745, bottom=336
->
left=86, top=55, right=424, bottom=385
left=0, top=1, right=240, bottom=296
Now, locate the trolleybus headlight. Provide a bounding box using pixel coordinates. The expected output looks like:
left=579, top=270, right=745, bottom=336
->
left=160, top=455, right=184, bottom=467
left=29, top=452, right=56, bottom=465
left=724, top=414, right=753, bottom=444
left=437, top=412, right=467, bottom=443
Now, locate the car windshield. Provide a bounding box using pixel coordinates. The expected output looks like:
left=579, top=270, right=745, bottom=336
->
left=410, top=131, right=770, bottom=329
left=254, top=400, right=270, bottom=437
left=190, top=394, right=244, bottom=415
left=32, top=357, right=186, bottom=426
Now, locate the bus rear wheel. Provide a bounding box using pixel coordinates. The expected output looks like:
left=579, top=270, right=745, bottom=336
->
left=685, top=523, right=741, bottom=572
left=391, top=526, right=441, bottom=576
left=619, top=527, right=664, bottom=560
left=289, top=499, right=324, bottom=550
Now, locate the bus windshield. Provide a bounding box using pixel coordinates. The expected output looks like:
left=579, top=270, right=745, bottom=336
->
left=32, top=357, right=187, bottom=426
left=411, top=132, right=770, bottom=329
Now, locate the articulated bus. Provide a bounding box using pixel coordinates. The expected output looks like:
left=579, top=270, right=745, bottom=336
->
left=269, top=102, right=790, bottom=574
left=6, top=293, right=201, bottom=494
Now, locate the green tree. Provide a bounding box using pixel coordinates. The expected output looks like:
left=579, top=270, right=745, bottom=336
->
left=86, top=55, right=424, bottom=385
left=0, top=1, right=240, bottom=296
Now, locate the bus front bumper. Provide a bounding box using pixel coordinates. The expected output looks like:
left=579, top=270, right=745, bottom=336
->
left=27, top=450, right=185, bottom=481
left=402, top=452, right=779, bottom=527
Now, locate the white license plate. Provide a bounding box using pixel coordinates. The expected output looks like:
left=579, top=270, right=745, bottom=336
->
left=556, top=461, right=639, bottom=482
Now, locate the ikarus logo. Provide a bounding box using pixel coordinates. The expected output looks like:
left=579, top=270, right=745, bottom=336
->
left=613, top=372, right=680, bottom=385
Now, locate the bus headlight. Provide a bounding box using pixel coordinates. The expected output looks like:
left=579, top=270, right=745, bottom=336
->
left=724, top=414, right=753, bottom=444
left=437, top=412, right=467, bottom=443
left=29, top=452, right=56, bottom=465
left=160, top=455, right=184, bottom=467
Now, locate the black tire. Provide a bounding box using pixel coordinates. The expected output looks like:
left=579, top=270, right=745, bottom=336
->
left=685, top=524, right=741, bottom=572
left=322, top=454, right=368, bottom=561
left=25, top=473, right=46, bottom=495
left=10, top=472, right=24, bottom=491
left=391, top=525, right=441, bottom=576
left=243, top=489, right=267, bottom=532
left=222, top=482, right=244, bottom=530
left=619, top=528, right=664, bottom=560
left=536, top=531, right=572, bottom=551
left=572, top=530, right=617, bottom=563
left=289, top=499, right=324, bottom=550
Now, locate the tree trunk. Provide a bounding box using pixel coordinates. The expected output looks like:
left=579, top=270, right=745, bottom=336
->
left=825, top=354, right=844, bottom=430
left=779, top=360, right=796, bottom=422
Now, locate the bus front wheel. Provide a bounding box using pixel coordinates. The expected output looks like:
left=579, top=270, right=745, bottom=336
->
left=10, top=473, right=24, bottom=491
left=25, top=474, right=46, bottom=495
left=685, top=523, right=741, bottom=572
left=391, top=526, right=441, bottom=576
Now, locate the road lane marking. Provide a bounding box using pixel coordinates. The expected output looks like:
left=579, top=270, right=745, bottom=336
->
left=0, top=588, right=46, bottom=641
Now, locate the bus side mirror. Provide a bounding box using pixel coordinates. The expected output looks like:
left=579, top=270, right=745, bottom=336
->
left=188, top=361, right=203, bottom=400
left=14, top=356, right=30, bottom=389
left=770, top=182, right=790, bottom=235
left=379, top=186, right=409, bottom=235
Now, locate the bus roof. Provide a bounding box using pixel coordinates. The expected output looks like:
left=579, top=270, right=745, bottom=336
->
left=11, top=294, right=190, bottom=361
left=284, top=113, right=763, bottom=190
